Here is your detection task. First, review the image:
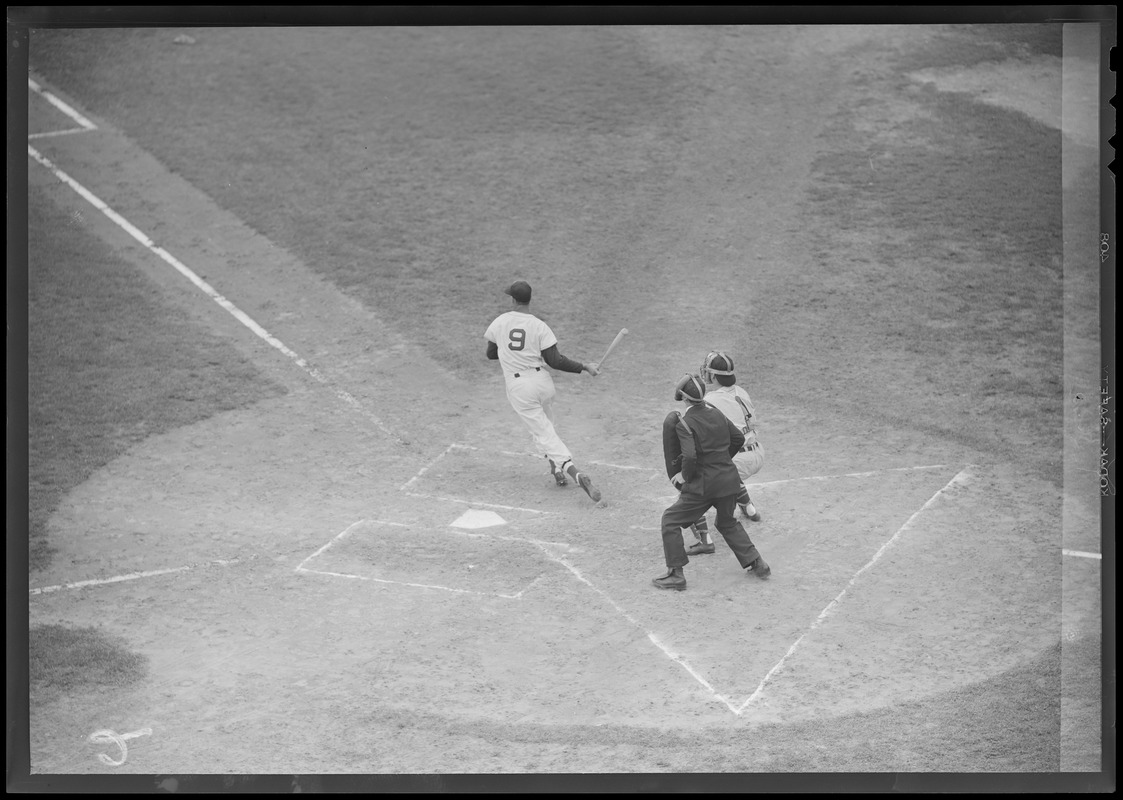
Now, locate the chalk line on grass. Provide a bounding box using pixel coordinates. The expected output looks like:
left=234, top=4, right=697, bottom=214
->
left=27, top=143, right=402, bottom=445
left=737, top=467, right=974, bottom=713
left=28, top=127, right=94, bottom=140
left=29, top=77, right=98, bottom=131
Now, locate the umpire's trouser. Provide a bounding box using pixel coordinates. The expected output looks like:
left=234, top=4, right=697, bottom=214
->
left=662, top=492, right=760, bottom=569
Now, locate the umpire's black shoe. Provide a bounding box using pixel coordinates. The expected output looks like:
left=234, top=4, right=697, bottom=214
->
left=652, top=569, right=687, bottom=591
left=747, top=556, right=771, bottom=579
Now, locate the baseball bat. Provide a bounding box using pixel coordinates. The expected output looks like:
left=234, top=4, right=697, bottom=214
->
left=597, top=328, right=629, bottom=368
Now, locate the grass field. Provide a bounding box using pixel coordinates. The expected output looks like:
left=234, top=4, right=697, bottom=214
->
left=15, top=15, right=1109, bottom=785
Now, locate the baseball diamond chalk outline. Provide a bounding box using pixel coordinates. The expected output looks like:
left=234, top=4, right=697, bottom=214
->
left=559, top=465, right=976, bottom=715
left=26, top=142, right=403, bottom=445
left=29, top=558, right=243, bottom=596
left=403, top=491, right=551, bottom=514
left=295, top=518, right=566, bottom=598
left=736, top=467, right=974, bottom=713
left=28, top=77, right=98, bottom=135
left=88, top=727, right=152, bottom=767
left=529, top=541, right=742, bottom=713
left=399, top=442, right=553, bottom=514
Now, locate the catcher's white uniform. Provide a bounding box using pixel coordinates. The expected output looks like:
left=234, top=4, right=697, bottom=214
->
left=484, top=310, right=572, bottom=465
left=703, top=383, right=765, bottom=482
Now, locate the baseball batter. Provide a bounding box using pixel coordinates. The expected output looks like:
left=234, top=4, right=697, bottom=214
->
left=684, top=351, right=764, bottom=556
left=484, top=280, right=602, bottom=502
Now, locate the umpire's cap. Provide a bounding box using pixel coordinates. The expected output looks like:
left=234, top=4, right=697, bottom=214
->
left=674, top=373, right=707, bottom=403
left=505, top=280, right=532, bottom=303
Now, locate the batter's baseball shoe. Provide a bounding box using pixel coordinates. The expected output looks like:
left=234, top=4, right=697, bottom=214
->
left=548, top=459, right=569, bottom=486
left=576, top=472, right=601, bottom=502
left=652, top=569, right=686, bottom=591
left=741, top=503, right=762, bottom=522
left=686, top=540, right=715, bottom=555
left=746, top=556, right=771, bottom=579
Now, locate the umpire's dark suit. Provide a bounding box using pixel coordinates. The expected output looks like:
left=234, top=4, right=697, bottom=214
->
left=661, top=402, right=762, bottom=569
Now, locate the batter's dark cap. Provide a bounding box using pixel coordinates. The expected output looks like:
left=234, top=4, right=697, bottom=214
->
left=505, top=280, right=532, bottom=303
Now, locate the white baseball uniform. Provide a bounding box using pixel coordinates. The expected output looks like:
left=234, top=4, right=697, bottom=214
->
left=484, top=310, right=572, bottom=465
left=703, top=384, right=764, bottom=481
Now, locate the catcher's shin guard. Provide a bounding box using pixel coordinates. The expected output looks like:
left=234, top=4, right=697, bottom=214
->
left=737, top=484, right=762, bottom=521
left=689, top=518, right=710, bottom=543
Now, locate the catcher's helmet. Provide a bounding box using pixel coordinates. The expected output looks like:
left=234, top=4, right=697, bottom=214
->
left=674, top=373, right=707, bottom=403
left=701, top=351, right=735, bottom=384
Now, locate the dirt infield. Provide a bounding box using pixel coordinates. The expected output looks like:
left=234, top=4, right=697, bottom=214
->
left=23, top=23, right=1105, bottom=776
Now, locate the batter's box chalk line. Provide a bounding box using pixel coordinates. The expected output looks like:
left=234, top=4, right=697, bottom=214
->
left=399, top=441, right=571, bottom=514
left=294, top=518, right=571, bottom=599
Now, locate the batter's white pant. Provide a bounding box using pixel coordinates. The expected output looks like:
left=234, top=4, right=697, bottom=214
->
left=504, top=370, right=572, bottom=466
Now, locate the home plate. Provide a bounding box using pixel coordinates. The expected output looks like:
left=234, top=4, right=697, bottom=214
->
left=450, top=509, right=508, bottom=529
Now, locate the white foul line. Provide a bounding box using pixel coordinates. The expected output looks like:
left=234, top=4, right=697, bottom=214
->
left=28, top=127, right=93, bottom=140
left=29, top=77, right=97, bottom=130
left=1062, top=549, right=1102, bottom=560
left=26, top=143, right=402, bottom=444
left=30, top=558, right=242, bottom=596
left=737, top=467, right=974, bottom=712
left=529, top=541, right=742, bottom=714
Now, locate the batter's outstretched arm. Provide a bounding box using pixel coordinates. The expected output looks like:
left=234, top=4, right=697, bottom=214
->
left=542, top=344, right=585, bottom=374
left=486, top=340, right=499, bottom=360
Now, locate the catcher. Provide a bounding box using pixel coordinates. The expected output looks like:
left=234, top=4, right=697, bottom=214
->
left=653, top=373, right=770, bottom=591
left=685, top=350, right=765, bottom=555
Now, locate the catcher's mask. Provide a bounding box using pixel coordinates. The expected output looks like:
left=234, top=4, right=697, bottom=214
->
left=674, top=373, right=707, bottom=403
left=701, top=351, right=735, bottom=384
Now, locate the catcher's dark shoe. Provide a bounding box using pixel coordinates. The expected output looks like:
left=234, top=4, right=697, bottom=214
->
left=686, top=541, right=715, bottom=555
left=741, top=503, right=763, bottom=522
left=577, top=472, right=601, bottom=502
left=747, top=556, right=771, bottom=579
left=652, top=570, right=687, bottom=591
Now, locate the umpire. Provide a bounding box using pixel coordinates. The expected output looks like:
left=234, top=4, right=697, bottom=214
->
left=653, top=373, right=771, bottom=591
